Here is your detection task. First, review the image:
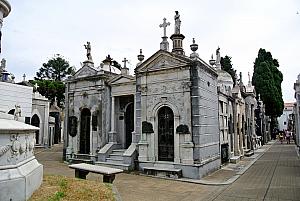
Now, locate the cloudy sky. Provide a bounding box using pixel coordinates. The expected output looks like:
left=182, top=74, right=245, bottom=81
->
left=2, top=0, right=299, bottom=102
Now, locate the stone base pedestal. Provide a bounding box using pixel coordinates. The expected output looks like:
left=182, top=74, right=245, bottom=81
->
left=0, top=157, right=43, bottom=201
left=138, top=141, right=149, bottom=161
left=108, top=131, right=117, bottom=143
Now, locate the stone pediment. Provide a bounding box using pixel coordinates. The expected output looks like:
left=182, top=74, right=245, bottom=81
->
left=136, top=50, right=190, bottom=73
left=73, top=65, right=97, bottom=78
left=109, top=74, right=135, bottom=85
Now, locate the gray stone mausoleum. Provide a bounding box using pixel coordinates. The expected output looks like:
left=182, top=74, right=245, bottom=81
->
left=64, top=12, right=222, bottom=179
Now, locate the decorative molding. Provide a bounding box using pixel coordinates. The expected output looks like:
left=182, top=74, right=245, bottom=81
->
left=0, top=145, right=10, bottom=157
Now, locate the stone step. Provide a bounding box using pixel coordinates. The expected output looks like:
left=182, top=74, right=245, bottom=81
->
left=74, top=154, right=91, bottom=160
left=112, top=149, right=126, bottom=154
left=106, top=158, right=124, bottom=164
left=244, top=150, right=254, bottom=157
left=244, top=149, right=251, bottom=153
left=230, top=156, right=240, bottom=164
left=108, top=154, right=124, bottom=160
left=143, top=166, right=182, bottom=178
left=153, top=163, right=175, bottom=169
left=95, top=161, right=131, bottom=171
left=69, top=158, right=93, bottom=164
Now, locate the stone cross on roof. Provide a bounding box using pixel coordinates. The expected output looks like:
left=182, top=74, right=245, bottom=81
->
left=122, top=58, right=128, bottom=68
left=159, top=18, right=170, bottom=37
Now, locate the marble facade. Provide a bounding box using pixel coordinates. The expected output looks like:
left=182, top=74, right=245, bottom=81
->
left=64, top=11, right=266, bottom=179
left=65, top=12, right=221, bottom=179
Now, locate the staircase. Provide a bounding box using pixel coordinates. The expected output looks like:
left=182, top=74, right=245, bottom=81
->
left=95, top=149, right=131, bottom=170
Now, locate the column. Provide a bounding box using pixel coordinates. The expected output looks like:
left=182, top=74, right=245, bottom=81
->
left=109, top=96, right=117, bottom=143
left=131, top=94, right=137, bottom=143
left=111, top=96, right=115, bottom=132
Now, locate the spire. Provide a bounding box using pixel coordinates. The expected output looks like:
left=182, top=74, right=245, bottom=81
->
left=159, top=18, right=170, bottom=51
left=170, top=11, right=185, bottom=55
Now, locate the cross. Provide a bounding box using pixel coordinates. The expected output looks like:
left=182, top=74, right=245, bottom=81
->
left=122, top=58, right=128, bottom=68
left=159, top=18, right=170, bottom=37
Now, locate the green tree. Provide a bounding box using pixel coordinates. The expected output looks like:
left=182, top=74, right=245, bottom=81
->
left=252, top=48, right=284, bottom=131
left=220, top=55, right=237, bottom=86
left=35, top=54, right=75, bottom=81
left=33, top=55, right=75, bottom=107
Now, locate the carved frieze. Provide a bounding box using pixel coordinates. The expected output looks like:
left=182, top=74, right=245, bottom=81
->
left=1, top=134, right=35, bottom=162
left=181, top=81, right=192, bottom=91
left=0, top=145, right=10, bottom=157
left=147, top=82, right=181, bottom=95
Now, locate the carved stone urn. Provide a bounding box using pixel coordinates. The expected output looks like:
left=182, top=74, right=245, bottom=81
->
left=0, top=112, right=43, bottom=201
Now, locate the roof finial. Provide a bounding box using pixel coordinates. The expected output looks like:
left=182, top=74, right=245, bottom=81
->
left=248, top=72, right=251, bottom=85
left=159, top=18, right=170, bottom=37
left=190, top=38, right=199, bottom=59
left=209, top=53, right=216, bottom=66
left=159, top=18, right=170, bottom=51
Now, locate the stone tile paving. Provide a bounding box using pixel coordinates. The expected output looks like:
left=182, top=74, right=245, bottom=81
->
left=210, top=142, right=300, bottom=201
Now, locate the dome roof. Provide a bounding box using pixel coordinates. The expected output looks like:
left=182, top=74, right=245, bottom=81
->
left=216, top=69, right=234, bottom=89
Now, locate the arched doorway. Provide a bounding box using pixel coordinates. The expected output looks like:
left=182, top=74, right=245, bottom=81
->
left=158, top=106, right=174, bottom=161
left=31, top=114, right=40, bottom=144
left=125, top=102, right=134, bottom=148
left=80, top=108, right=91, bottom=154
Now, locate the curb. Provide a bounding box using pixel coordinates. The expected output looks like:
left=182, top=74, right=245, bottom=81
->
left=112, top=184, right=123, bottom=201
left=147, top=142, right=275, bottom=186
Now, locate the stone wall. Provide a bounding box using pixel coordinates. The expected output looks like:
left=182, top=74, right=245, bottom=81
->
left=0, top=82, right=32, bottom=118
left=191, top=62, right=219, bottom=164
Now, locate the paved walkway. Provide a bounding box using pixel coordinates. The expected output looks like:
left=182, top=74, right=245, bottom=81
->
left=35, top=141, right=300, bottom=201
left=209, top=142, right=300, bottom=201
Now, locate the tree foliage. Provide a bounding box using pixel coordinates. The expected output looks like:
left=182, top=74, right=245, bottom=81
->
left=252, top=48, right=284, bottom=118
left=30, top=80, right=65, bottom=107
left=220, top=55, right=237, bottom=86
left=35, top=54, right=75, bottom=81
left=34, top=55, right=75, bottom=107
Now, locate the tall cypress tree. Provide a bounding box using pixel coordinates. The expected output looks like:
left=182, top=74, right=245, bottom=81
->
left=252, top=48, right=284, bottom=130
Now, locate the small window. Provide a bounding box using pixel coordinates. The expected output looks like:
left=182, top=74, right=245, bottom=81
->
left=284, top=122, right=286, bottom=125
left=25, top=117, right=31, bottom=124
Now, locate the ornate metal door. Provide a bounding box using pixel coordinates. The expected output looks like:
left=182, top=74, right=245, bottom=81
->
left=80, top=108, right=91, bottom=154
left=158, top=106, right=174, bottom=161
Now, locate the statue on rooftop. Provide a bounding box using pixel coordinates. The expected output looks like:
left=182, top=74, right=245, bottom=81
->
left=84, top=41, right=93, bottom=61
left=0, top=58, right=6, bottom=70
left=216, top=47, right=221, bottom=65
left=174, top=11, right=181, bottom=34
